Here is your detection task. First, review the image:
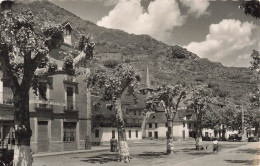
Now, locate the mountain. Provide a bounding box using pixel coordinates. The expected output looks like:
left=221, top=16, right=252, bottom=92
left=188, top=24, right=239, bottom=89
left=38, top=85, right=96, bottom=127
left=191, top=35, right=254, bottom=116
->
left=13, top=0, right=257, bottom=103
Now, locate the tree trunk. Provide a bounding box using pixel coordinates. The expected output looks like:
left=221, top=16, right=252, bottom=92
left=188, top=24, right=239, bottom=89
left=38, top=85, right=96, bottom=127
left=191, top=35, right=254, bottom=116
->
left=12, top=89, right=33, bottom=166
left=166, top=118, right=174, bottom=154
left=254, top=122, right=259, bottom=141
left=222, top=126, right=226, bottom=141
left=114, top=98, right=130, bottom=163
left=195, top=113, right=203, bottom=150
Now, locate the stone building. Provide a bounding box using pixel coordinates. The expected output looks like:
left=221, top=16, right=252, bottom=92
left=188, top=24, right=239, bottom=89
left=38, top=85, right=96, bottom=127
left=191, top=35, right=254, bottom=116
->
left=0, top=21, right=92, bottom=153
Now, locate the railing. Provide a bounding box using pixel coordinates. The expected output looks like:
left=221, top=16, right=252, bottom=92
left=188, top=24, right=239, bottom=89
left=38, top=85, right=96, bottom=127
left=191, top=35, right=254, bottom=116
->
left=64, top=100, right=78, bottom=111
left=34, top=97, right=54, bottom=111
left=0, top=92, right=13, bottom=105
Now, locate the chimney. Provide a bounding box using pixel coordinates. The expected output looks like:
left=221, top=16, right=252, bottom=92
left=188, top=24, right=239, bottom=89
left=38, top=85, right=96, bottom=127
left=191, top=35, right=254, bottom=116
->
left=1, top=0, right=14, bottom=14
left=62, top=22, right=73, bottom=46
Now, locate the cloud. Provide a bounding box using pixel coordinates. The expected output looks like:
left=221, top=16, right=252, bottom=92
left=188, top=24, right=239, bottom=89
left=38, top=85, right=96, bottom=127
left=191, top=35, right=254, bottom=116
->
left=97, top=0, right=186, bottom=42
left=179, top=0, right=210, bottom=18
left=185, top=19, right=258, bottom=67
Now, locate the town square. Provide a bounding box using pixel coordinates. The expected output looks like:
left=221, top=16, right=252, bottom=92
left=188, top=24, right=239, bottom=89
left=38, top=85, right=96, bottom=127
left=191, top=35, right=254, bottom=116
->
left=0, top=0, right=260, bottom=166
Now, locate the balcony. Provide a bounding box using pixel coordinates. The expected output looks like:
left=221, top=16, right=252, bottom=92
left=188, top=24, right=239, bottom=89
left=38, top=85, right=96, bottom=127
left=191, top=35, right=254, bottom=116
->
left=64, top=100, right=78, bottom=112
left=63, top=75, right=78, bottom=85
left=0, top=92, right=14, bottom=106
left=34, top=98, right=54, bottom=111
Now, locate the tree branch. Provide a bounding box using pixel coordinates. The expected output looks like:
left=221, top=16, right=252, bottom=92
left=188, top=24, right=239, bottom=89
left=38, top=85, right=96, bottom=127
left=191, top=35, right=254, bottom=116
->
left=0, top=45, right=20, bottom=90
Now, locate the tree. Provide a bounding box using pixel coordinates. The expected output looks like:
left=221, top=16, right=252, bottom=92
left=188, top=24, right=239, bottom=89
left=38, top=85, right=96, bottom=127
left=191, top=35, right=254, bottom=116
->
left=0, top=3, right=94, bottom=165
left=187, top=85, right=213, bottom=149
left=249, top=50, right=260, bottom=138
left=85, top=63, right=141, bottom=163
left=240, top=0, right=260, bottom=19
left=146, top=84, right=186, bottom=154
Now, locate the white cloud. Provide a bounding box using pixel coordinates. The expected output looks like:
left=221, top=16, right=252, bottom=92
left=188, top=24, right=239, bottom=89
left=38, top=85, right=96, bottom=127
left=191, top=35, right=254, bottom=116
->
left=185, top=19, right=258, bottom=67
left=179, top=0, right=210, bottom=18
left=97, top=0, right=186, bottom=42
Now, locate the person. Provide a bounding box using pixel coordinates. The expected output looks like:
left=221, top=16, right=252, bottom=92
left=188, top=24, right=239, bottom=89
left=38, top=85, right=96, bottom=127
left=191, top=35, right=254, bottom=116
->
left=110, top=136, right=117, bottom=152
left=85, top=136, right=91, bottom=150
left=213, top=138, right=219, bottom=153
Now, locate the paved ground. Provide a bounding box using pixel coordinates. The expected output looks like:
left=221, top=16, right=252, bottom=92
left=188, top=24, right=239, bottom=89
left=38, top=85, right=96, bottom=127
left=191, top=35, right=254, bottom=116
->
left=33, top=140, right=260, bottom=166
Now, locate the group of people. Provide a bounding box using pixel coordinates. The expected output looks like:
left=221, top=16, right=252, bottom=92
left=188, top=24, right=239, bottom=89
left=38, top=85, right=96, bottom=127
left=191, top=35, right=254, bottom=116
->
left=110, top=136, right=219, bottom=153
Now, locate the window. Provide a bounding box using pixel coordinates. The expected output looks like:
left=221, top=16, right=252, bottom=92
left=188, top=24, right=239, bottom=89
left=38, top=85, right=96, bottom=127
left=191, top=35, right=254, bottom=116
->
left=112, top=130, right=115, bottom=138
left=95, top=130, right=99, bottom=138
left=129, top=130, right=131, bottom=138
left=134, top=111, right=136, bottom=115
left=186, top=115, right=192, bottom=120
left=136, top=130, right=138, bottom=138
left=39, top=83, right=47, bottom=100
left=63, top=122, right=76, bottom=142
left=189, top=123, right=191, bottom=129
left=210, top=133, right=212, bottom=137
left=183, top=122, right=185, bottom=128
left=149, top=132, right=152, bottom=137
left=165, top=123, right=168, bottom=127
left=155, top=123, right=158, bottom=128
left=166, top=131, right=168, bottom=137
left=139, top=111, right=141, bottom=116
left=149, top=123, right=152, bottom=128
left=67, top=87, right=74, bottom=110
left=205, top=132, right=209, bottom=137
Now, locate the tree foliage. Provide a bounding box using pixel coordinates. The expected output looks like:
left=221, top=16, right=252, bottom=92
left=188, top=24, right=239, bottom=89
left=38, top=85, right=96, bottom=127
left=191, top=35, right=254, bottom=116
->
left=85, top=63, right=141, bottom=100
left=146, top=84, right=186, bottom=117
left=240, top=0, right=260, bottom=19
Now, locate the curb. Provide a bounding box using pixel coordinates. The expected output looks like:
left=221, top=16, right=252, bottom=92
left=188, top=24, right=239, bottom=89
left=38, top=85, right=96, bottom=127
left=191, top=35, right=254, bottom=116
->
left=33, top=147, right=110, bottom=158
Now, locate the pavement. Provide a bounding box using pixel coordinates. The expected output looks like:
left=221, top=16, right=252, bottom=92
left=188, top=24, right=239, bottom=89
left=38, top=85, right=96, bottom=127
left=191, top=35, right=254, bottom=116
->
left=32, top=140, right=260, bottom=166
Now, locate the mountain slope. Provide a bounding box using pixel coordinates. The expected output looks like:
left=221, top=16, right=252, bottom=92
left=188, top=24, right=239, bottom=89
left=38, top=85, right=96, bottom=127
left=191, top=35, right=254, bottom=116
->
left=13, top=0, right=256, bottom=103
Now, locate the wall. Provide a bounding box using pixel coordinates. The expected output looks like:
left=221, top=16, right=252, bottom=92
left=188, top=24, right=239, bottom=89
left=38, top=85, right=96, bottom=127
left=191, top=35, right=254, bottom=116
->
left=145, top=122, right=193, bottom=140
left=92, top=127, right=142, bottom=144
left=145, top=122, right=167, bottom=139
left=202, top=128, right=214, bottom=138
left=0, top=71, right=3, bottom=104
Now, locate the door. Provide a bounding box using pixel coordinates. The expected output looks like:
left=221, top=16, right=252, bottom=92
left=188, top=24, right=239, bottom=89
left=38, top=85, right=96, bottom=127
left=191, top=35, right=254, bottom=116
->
left=182, top=130, right=185, bottom=139
left=63, top=122, right=77, bottom=151
left=38, top=121, right=49, bottom=152
left=67, top=87, right=74, bottom=110
left=154, top=131, right=158, bottom=139
left=149, top=132, right=152, bottom=138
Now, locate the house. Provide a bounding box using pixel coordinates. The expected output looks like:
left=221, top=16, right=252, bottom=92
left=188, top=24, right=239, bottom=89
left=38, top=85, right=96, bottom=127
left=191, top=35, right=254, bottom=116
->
left=91, top=95, right=143, bottom=145
left=145, top=109, right=195, bottom=140
left=0, top=21, right=92, bottom=153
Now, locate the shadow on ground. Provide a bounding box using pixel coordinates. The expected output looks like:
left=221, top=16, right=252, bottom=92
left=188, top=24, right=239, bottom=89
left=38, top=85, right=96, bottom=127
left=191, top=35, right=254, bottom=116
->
left=81, top=153, right=118, bottom=164
left=225, top=159, right=254, bottom=165
left=235, top=148, right=259, bottom=155
left=138, top=152, right=167, bottom=158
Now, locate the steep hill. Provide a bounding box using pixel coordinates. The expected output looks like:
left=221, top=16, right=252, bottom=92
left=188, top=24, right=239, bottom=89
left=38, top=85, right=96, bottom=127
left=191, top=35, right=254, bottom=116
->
left=13, top=0, right=257, bottom=102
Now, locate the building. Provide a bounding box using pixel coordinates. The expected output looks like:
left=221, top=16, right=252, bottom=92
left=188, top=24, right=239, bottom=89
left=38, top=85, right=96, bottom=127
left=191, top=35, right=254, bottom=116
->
left=0, top=21, right=92, bottom=153
left=91, top=95, right=143, bottom=145
left=145, top=110, right=196, bottom=140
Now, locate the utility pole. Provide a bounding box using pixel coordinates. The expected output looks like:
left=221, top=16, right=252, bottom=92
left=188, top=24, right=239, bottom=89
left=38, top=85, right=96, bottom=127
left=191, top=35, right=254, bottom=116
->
left=241, top=105, right=247, bottom=141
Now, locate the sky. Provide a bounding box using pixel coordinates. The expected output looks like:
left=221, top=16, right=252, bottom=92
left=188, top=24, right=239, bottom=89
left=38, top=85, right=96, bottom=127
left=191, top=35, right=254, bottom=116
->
left=51, top=0, right=260, bottom=67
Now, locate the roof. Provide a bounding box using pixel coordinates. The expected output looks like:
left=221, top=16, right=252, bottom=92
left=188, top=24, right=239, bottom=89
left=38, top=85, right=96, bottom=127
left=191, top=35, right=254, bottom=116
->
left=147, top=108, right=196, bottom=124
left=147, top=112, right=167, bottom=123
left=62, top=21, right=73, bottom=30
left=91, top=95, right=143, bottom=127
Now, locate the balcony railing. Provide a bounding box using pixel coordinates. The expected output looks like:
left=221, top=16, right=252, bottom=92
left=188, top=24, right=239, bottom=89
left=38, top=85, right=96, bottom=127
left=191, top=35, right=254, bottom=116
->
left=63, top=75, right=78, bottom=84
left=64, top=100, right=78, bottom=112
left=34, top=97, right=54, bottom=111
left=0, top=92, right=14, bottom=105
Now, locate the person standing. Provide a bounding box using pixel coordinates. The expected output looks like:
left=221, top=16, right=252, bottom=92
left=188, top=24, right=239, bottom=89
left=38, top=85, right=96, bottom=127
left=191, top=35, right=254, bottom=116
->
left=110, top=136, right=117, bottom=152
left=213, top=138, right=219, bottom=153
